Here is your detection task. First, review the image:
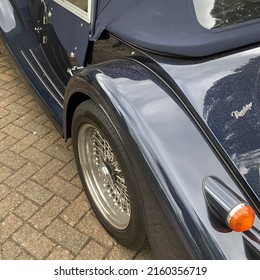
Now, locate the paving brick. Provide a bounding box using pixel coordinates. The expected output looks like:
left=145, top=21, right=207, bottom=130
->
left=9, top=83, right=28, bottom=95
left=44, top=120, right=55, bottom=129
left=32, top=159, right=64, bottom=184
left=0, top=58, right=11, bottom=67
left=44, top=219, right=89, bottom=255
left=70, top=176, right=83, bottom=190
left=1, top=240, right=22, bottom=259
left=15, top=251, right=34, bottom=260
left=0, top=184, right=11, bottom=201
left=0, top=80, right=6, bottom=86
left=76, top=240, right=109, bottom=260
left=47, top=246, right=74, bottom=260
left=34, top=113, right=50, bottom=125
left=76, top=214, right=115, bottom=249
left=21, top=147, right=52, bottom=167
left=13, top=110, right=41, bottom=128
left=23, top=121, right=51, bottom=137
left=105, top=244, right=136, bottom=260
left=45, top=144, right=74, bottom=163
left=9, top=133, right=39, bottom=154
left=32, top=130, right=60, bottom=151
left=0, top=67, right=9, bottom=75
left=0, top=136, right=17, bottom=153
left=17, top=180, right=53, bottom=206
left=58, top=160, right=78, bottom=181
left=1, top=123, right=29, bottom=139
left=60, top=192, right=90, bottom=227
left=0, top=192, right=24, bottom=220
left=2, top=80, right=21, bottom=90
left=134, top=247, right=154, bottom=260
left=0, top=106, right=9, bottom=118
left=5, top=162, right=39, bottom=188
left=0, top=92, right=21, bottom=107
left=0, top=150, right=28, bottom=170
left=14, top=200, right=39, bottom=221
left=0, top=131, right=6, bottom=141
left=0, top=214, right=23, bottom=242
left=25, top=100, right=43, bottom=112
left=0, top=165, right=13, bottom=183
left=45, top=176, right=81, bottom=201
left=12, top=224, right=55, bottom=259
left=29, top=196, right=68, bottom=231
left=16, top=93, right=34, bottom=106
left=6, top=102, right=31, bottom=115
left=0, top=112, right=19, bottom=129
left=55, top=138, right=72, bottom=149
left=5, top=68, right=19, bottom=78
left=0, top=73, right=14, bottom=82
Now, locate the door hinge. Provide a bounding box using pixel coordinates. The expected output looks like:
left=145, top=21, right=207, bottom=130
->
left=42, top=36, right=48, bottom=44
left=43, top=16, right=47, bottom=25
left=67, top=66, right=84, bottom=76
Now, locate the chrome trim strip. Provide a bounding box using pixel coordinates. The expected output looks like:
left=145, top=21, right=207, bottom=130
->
left=29, top=49, right=63, bottom=99
left=21, top=50, right=63, bottom=108
left=53, top=0, right=91, bottom=23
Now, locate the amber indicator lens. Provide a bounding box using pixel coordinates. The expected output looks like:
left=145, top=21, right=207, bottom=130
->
left=228, top=204, right=255, bottom=232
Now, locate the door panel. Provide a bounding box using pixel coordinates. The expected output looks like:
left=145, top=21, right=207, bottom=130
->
left=29, top=0, right=91, bottom=85
left=47, top=1, right=90, bottom=65
left=29, top=0, right=46, bottom=38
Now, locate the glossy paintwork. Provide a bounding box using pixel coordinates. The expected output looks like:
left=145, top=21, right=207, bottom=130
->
left=1, top=0, right=260, bottom=259
left=65, top=58, right=260, bottom=259
left=148, top=48, right=260, bottom=205
left=47, top=1, right=90, bottom=65
left=0, top=0, right=16, bottom=33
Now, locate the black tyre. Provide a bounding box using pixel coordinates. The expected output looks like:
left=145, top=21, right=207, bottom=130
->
left=72, top=100, right=146, bottom=249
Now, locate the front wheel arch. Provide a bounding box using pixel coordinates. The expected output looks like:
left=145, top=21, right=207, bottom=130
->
left=64, top=90, right=90, bottom=139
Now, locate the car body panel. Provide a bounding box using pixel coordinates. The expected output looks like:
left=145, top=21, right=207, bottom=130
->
left=1, top=0, right=260, bottom=259
left=65, top=59, right=260, bottom=259
left=45, top=1, right=90, bottom=65
left=148, top=48, right=260, bottom=205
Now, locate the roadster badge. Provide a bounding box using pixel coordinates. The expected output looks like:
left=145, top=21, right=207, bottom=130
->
left=231, top=102, right=253, bottom=119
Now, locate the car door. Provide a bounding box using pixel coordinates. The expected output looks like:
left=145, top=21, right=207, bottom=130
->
left=29, top=0, right=92, bottom=84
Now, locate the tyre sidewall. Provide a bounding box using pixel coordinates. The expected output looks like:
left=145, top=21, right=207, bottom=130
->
left=72, top=101, right=146, bottom=249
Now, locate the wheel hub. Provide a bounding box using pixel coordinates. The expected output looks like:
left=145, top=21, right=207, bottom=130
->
left=77, top=123, right=131, bottom=230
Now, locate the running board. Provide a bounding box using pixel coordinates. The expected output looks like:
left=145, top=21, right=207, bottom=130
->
left=21, top=47, right=65, bottom=108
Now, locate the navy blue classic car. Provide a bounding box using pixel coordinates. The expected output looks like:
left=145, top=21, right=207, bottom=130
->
left=1, top=0, right=260, bottom=259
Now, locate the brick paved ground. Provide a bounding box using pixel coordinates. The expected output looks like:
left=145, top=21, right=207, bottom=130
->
left=0, top=38, right=153, bottom=260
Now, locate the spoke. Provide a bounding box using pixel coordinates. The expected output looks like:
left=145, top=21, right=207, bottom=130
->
left=80, top=125, right=131, bottom=229
left=93, top=131, right=114, bottom=163
left=111, top=160, right=122, bottom=173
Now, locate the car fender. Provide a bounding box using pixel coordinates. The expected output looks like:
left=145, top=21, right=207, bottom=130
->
left=64, top=58, right=260, bottom=259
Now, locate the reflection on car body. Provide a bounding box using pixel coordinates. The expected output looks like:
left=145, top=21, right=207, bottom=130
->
left=0, top=0, right=260, bottom=259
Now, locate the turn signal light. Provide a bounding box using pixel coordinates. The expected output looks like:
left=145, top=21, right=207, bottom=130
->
left=227, top=204, right=255, bottom=232
left=203, top=177, right=256, bottom=232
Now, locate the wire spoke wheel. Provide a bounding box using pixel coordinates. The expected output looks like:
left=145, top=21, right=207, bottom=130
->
left=72, top=100, right=146, bottom=249
left=78, top=123, right=131, bottom=230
